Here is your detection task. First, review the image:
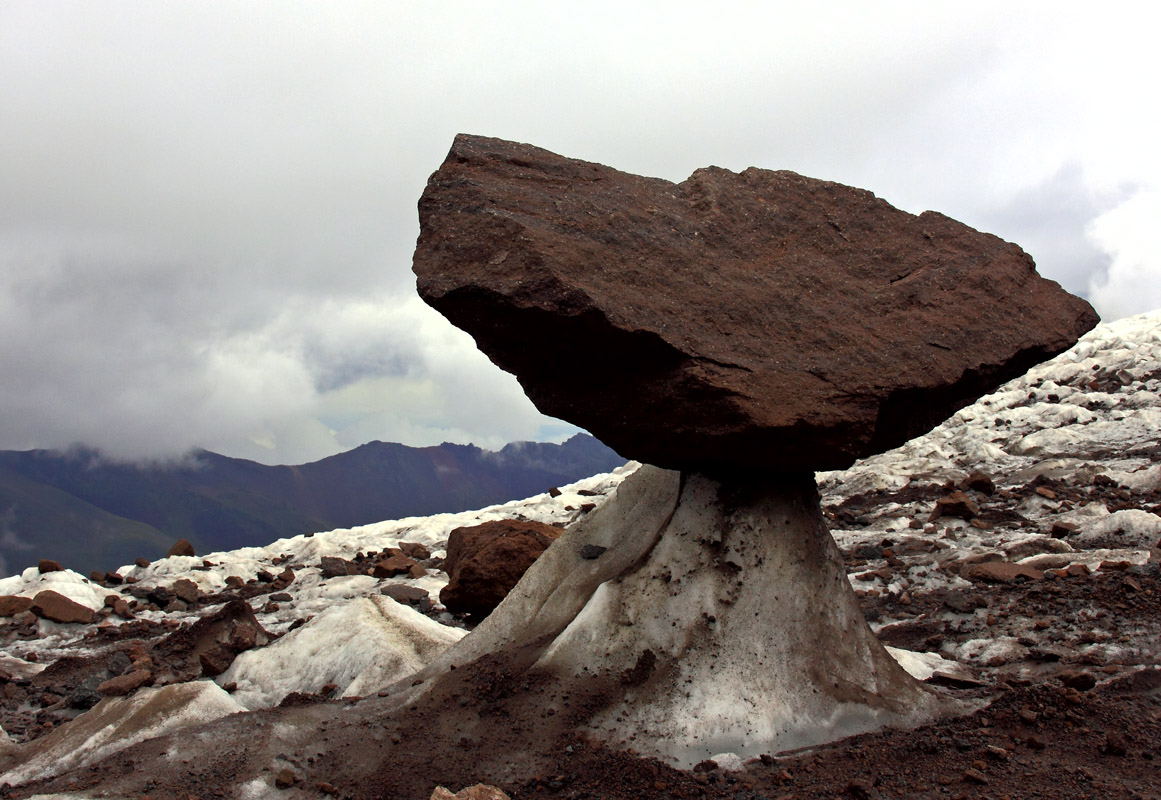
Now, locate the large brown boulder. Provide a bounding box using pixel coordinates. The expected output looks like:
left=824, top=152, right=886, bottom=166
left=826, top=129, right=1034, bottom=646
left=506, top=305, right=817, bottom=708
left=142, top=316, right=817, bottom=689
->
left=440, top=519, right=562, bottom=619
left=413, top=135, right=1098, bottom=473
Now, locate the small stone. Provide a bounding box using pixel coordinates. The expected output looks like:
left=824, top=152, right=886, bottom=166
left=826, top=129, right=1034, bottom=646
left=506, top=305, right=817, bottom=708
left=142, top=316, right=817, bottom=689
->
left=548, top=487, right=562, bottom=498
left=1065, top=563, right=1091, bottom=577
left=931, top=492, right=980, bottom=521
left=320, top=556, right=360, bottom=579
left=963, top=768, right=989, bottom=785
left=961, top=471, right=996, bottom=494
left=579, top=544, right=607, bottom=560
left=89, top=570, right=107, bottom=583
left=98, top=669, right=151, bottom=696
left=944, top=590, right=984, bottom=613
left=275, top=768, right=297, bottom=789
left=0, top=596, right=34, bottom=617
left=1050, top=521, right=1079, bottom=538
left=30, top=590, right=97, bottom=624
left=165, top=538, right=196, bottom=558
left=277, top=568, right=295, bottom=585
left=269, top=592, right=293, bottom=602
left=171, top=578, right=201, bottom=604
left=256, top=569, right=275, bottom=583
left=398, top=542, right=431, bottom=560
left=134, top=557, right=151, bottom=568
left=1035, top=486, right=1057, bottom=500
left=105, top=571, right=124, bottom=585
left=961, top=561, right=1044, bottom=584
left=373, top=555, right=419, bottom=578
left=1060, top=670, right=1097, bottom=691
left=317, top=783, right=339, bottom=796
left=225, top=575, right=246, bottom=589
left=37, top=559, right=63, bottom=573
left=200, top=646, right=235, bottom=678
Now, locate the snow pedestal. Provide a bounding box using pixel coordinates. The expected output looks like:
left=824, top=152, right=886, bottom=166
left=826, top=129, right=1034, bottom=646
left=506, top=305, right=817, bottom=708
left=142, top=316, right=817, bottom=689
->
left=409, top=465, right=953, bottom=767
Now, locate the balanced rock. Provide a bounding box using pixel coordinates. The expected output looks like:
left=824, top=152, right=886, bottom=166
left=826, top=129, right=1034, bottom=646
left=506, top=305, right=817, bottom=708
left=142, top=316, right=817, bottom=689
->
left=440, top=519, right=561, bottom=619
left=413, top=134, right=1098, bottom=472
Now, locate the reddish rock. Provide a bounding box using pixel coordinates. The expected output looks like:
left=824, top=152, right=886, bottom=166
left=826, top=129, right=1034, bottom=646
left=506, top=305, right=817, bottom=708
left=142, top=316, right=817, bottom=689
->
left=381, top=584, right=433, bottom=612
left=171, top=578, right=201, bottom=604
left=374, top=555, right=419, bottom=578
left=134, top=557, right=151, bottom=569
left=98, top=668, right=151, bottom=696
left=412, top=135, right=1098, bottom=473
left=199, top=645, right=235, bottom=677
left=0, top=595, right=34, bottom=616
left=320, top=556, right=360, bottom=578
left=440, top=519, right=562, bottom=618
left=30, top=590, right=96, bottom=624
left=930, top=491, right=981, bottom=521
left=961, top=561, right=1044, bottom=584
left=960, top=471, right=996, bottom=495
left=398, top=541, right=431, bottom=560
left=37, top=559, right=63, bottom=574
left=275, top=769, right=298, bottom=789
left=166, top=538, right=196, bottom=558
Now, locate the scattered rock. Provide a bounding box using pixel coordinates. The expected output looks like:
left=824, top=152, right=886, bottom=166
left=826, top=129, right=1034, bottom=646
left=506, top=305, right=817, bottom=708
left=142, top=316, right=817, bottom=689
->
left=165, top=539, right=196, bottom=558
left=0, top=596, right=33, bottom=617
left=97, top=669, right=151, bottom=696
left=931, top=491, right=981, bottom=521
left=943, top=590, right=985, bottom=613
left=960, top=561, right=1044, bottom=584
left=1059, top=670, right=1097, bottom=691
left=399, top=541, right=431, bottom=560
left=374, top=555, right=420, bottom=578
left=320, top=556, right=361, bottom=579
left=29, top=590, right=97, bottom=624
left=36, top=559, right=63, bottom=574
left=961, top=471, right=996, bottom=494
left=381, top=584, right=433, bottom=612
left=134, top=557, right=151, bottom=568
left=171, top=578, right=201, bottom=604
left=275, top=768, right=297, bottom=788
left=440, top=519, right=562, bottom=618
left=579, top=544, right=607, bottom=560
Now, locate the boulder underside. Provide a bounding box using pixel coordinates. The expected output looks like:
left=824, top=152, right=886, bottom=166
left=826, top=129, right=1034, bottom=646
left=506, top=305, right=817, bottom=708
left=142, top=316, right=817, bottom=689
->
left=401, top=466, right=954, bottom=766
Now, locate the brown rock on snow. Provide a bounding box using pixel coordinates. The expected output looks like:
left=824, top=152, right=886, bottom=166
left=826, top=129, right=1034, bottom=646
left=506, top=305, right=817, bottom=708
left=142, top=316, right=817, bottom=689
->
left=0, top=595, right=34, bottom=617
left=37, top=559, right=63, bottom=574
left=961, top=561, right=1044, bottom=584
left=165, top=538, right=196, bottom=558
left=29, top=590, right=96, bottom=624
left=440, top=519, right=562, bottom=618
left=412, top=134, right=1099, bottom=473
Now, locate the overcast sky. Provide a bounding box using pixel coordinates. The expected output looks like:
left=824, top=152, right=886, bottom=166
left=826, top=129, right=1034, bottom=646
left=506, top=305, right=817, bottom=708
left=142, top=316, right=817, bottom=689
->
left=1, top=2, right=1157, bottom=465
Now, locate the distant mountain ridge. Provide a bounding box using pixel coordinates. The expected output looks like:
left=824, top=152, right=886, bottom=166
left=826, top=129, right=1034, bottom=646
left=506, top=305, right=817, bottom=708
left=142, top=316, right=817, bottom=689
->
left=0, top=434, right=625, bottom=577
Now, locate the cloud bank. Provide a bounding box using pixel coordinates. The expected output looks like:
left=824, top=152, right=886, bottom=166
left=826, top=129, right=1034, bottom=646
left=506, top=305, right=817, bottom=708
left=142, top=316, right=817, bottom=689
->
left=1, top=2, right=1157, bottom=463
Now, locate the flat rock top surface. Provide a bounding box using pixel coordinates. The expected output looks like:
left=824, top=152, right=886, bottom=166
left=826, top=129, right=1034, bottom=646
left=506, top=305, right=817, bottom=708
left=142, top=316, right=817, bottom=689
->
left=413, top=134, right=1098, bottom=472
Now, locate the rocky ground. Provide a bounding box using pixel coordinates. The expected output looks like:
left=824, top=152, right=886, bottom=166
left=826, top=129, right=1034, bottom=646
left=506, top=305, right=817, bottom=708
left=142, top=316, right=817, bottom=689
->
left=1, top=312, right=1159, bottom=798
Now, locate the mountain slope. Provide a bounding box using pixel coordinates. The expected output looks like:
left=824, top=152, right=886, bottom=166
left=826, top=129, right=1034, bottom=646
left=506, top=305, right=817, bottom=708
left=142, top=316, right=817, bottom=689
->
left=0, top=434, right=624, bottom=576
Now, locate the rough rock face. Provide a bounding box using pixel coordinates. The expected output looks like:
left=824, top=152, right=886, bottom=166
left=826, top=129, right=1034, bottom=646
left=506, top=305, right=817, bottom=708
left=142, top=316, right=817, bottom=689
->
left=440, top=519, right=562, bottom=619
left=413, top=134, right=1099, bottom=472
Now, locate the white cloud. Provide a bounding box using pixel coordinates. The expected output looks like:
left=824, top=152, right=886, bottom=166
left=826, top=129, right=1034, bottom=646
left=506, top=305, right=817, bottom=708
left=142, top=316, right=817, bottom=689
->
left=0, top=2, right=1157, bottom=463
